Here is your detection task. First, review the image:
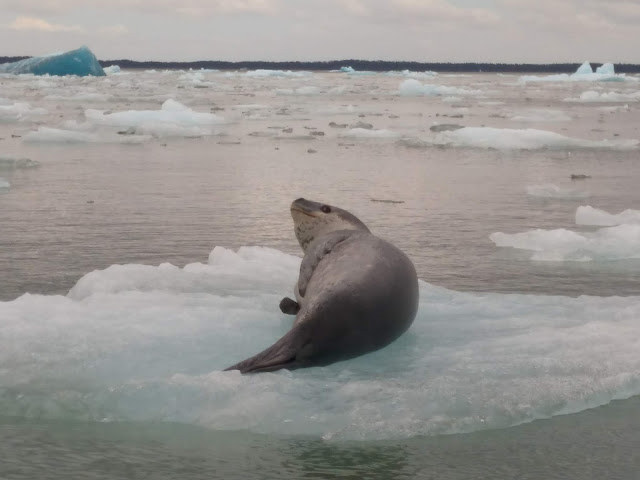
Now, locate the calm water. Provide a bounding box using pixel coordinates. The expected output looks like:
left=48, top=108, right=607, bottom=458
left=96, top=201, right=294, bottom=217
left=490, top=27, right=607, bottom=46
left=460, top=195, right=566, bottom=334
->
left=1, top=69, right=639, bottom=478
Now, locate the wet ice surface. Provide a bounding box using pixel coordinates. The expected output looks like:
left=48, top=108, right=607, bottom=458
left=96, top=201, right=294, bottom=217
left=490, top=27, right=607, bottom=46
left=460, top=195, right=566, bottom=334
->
left=2, top=247, right=640, bottom=440
left=1, top=70, right=640, bottom=445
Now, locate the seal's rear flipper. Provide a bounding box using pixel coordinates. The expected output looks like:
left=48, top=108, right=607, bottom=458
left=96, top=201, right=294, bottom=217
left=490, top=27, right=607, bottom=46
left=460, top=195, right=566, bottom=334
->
left=224, top=326, right=309, bottom=374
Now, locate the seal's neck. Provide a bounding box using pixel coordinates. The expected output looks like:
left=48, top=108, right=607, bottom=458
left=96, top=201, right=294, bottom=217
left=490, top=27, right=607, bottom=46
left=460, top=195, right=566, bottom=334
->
left=295, top=217, right=366, bottom=252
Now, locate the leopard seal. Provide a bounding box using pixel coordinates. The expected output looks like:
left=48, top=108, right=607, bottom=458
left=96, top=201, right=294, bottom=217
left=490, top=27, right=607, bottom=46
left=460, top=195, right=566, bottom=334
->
left=225, top=198, right=419, bottom=374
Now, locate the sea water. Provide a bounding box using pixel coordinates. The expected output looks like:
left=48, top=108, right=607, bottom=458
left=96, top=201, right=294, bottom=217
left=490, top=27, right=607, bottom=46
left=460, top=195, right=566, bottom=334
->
left=1, top=69, right=639, bottom=478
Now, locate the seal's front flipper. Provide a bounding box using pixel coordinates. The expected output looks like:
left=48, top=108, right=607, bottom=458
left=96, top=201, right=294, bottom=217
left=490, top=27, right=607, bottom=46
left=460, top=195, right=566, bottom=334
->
left=279, top=297, right=300, bottom=315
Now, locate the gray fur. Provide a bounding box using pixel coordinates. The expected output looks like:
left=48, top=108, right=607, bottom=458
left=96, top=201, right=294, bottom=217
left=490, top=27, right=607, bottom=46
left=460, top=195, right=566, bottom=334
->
left=225, top=198, right=419, bottom=374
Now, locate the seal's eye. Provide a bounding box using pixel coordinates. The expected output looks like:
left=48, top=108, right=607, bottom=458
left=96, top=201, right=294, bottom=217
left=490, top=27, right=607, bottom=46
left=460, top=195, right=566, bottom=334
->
left=320, top=205, right=331, bottom=214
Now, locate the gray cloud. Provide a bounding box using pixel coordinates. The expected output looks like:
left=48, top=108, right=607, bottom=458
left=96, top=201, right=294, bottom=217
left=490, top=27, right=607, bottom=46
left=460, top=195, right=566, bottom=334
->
left=0, top=0, right=637, bottom=61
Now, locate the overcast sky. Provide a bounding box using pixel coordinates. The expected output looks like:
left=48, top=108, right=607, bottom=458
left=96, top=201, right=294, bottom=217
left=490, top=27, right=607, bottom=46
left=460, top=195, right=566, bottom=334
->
left=0, top=0, right=637, bottom=63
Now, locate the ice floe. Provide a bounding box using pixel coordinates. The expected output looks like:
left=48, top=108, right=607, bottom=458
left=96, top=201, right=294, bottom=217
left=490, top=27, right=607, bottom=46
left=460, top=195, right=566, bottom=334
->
left=423, top=127, right=638, bottom=150
left=245, top=69, right=311, bottom=78
left=576, top=206, right=640, bottom=226
left=103, top=65, right=122, bottom=75
left=0, top=46, right=105, bottom=77
left=0, top=178, right=9, bottom=190
left=0, top=102, right=48, bottom=122
left=490, top=224, right=640, bottom=261
left=399, top=79, right=481, bottom=96
left=2, top=246, right=640, bottom=440
left=84, top=99, right=224, bottom=137
left=519, top=62, right=635, bottom=83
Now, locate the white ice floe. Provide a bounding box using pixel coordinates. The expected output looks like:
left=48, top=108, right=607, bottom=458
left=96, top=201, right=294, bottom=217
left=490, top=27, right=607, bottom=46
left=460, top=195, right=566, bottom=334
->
left=23, top=127, right=150, bottom=144
left=597, top=104, right=630, bottom=113
left=341, top=128, right=398, bottom=139
left=526, top=184, right=588, bottom=199
left=428, top=127, right=638, bottom=150
left=510, top=109, right=571, bottom=122
left=84, top=99, right=224, bottom=137
left=245, top=69, right=311, bottom=78
left=0, top=102, right=48, bottom=122
left=0, top=178, right=9, bottom=190
left=103, top=65, right=122, bottom=75
left=385, top=69, right=437, bottom=78
left=399, top=79, right=481, bottom=96
left=490, top=224, right=640, bottom=261
left=2, top=246, right=640, bottom=440
left=576, top=206, right=640, bottom=226
left=596, top=63, right=615, bottom=75
left=565, top=90, right=640, bottom=103
left=519, top=62, right=635, bottom=83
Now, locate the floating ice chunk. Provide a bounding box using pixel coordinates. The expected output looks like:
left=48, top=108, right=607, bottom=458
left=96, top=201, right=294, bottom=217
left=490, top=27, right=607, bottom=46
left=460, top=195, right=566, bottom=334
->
left=2, top=246, right=640, bottom=439
left=23, top=127, right=150, bottom=144
left=596, top=63, right=615, bottom=75
left=575, top=61, right=593, bottom=75
left=399, top=79, right=481, bottom=96
left=0, top=102, right=48, bottom=122
left=333, top=66, right=375, bottom=76
left=85, top=99, right=224, bottom=137
left=0, top=156, right=40, bottom=169
left=526, top=184, right=588, bottom=199
left=510, top=109, right=571, bottom=122
left=70, top=246, right=300, bottom=300
left=490, top=224, right=640, bottom=261
left=430, top=127, right=638, bottom=150
left=385, top=69, right=437, bottom=78
left=342, top=128, right=399, bottom=139
left=0, top=178, right=9, bottom=191
left=576, top=206, right=640, bottom=226
left=519, top=62, right=634, bottom=83
left=0, top=46, right=105, bottom=77
left=596, top=104, right=630, bottom=113
left=245, top=69, right=311, bottom=78
left=566, top=90, right=640, bottom=102
left=103, top=65, right=121, bottom=75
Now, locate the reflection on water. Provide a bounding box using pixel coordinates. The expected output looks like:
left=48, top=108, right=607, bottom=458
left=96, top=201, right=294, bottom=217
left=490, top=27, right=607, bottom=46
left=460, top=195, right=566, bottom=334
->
left=3, top=396, right=640, bottom=479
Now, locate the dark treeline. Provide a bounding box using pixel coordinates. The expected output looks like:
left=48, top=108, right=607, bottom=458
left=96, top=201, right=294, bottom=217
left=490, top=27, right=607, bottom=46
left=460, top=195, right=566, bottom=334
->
left=2, top=56, right=640, bottom=73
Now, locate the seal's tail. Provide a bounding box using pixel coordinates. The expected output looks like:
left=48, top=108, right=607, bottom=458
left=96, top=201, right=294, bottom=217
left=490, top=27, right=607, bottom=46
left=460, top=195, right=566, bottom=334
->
left=224, top=325, right=309, bottom=374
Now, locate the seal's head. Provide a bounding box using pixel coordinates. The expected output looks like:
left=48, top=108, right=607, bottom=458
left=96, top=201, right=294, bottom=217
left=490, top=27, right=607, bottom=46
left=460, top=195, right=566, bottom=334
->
left=290, top=198, right=370, bottom=252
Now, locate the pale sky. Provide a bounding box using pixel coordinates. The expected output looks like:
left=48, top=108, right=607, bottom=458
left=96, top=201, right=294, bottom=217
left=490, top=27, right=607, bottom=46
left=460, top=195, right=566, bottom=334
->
left=0, top=0, right=638, bottom=63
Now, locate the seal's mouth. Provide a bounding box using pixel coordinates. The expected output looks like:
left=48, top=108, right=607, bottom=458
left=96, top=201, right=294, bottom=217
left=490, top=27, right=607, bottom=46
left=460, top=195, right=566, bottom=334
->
left=290, top=207, right=318, bottom=218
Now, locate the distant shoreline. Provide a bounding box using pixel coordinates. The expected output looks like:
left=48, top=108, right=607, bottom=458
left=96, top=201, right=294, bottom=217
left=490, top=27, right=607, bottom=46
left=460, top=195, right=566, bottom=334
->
left=1, top=57, right=639, bottom=73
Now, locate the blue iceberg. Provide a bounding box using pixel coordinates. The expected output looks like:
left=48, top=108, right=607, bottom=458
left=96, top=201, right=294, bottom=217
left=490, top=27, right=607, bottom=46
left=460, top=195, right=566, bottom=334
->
left=0, top=46, right=105, bottom=77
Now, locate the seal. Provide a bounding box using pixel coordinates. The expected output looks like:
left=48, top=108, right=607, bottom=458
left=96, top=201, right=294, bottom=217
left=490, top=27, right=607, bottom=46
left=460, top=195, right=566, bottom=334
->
left=225, top=198, right=419, bottom=374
